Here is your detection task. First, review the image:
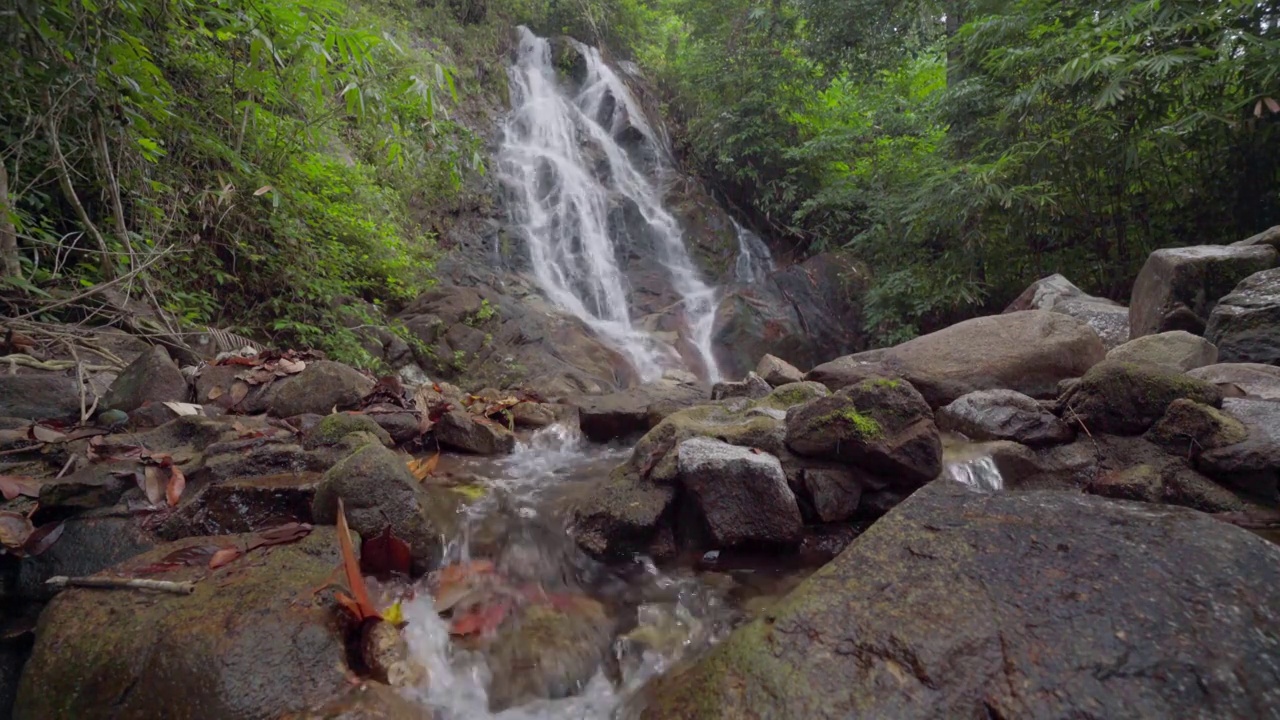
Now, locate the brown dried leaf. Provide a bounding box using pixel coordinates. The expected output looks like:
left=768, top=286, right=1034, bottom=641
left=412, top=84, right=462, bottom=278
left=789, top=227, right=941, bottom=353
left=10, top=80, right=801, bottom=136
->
left=246, top=522, right=312, bottom=551
left=1266, top=97, right=1280, bottom=114
left=450, top=600, right=510, bottom=637
left=277, top=358, right=306, bottom=374
left=166, top=465, right=186, bottom=507
left=30, top=425, right=66, bottom=443
left=22, top=522, right=65, bottom=557
left=0, top=475, right=40, bottom=501
left=142, top=466, right=165, bottom=505
left=336, top=499, right=380, bottom=621
left=229, top=380, right=250, bottom=406
left=0, top=511, right=35, bottom=549
left=135, top=544, right=218, bottom=574
left=207, top=385, right=225, bottom=401
left=406, top=452, right=440, bottom=482
left=360, top=526, right=413, bottom=579
left=209, top=547, right=243, bottom=569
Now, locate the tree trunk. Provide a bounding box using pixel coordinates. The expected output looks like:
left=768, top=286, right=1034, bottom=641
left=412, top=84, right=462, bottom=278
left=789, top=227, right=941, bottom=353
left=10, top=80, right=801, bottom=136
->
left=0, top=162, right=18, bottom=278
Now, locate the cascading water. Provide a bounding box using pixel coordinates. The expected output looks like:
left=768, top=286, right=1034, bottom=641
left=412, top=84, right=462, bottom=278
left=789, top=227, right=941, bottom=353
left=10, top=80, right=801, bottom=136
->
left=499, top=27, right=722, bottom=383
left=731, top=220, right=774, bottom=285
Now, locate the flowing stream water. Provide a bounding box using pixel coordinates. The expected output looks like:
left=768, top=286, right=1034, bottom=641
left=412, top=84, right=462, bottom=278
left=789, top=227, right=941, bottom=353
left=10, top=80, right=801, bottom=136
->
left=499, top=27, right=722, bottom=383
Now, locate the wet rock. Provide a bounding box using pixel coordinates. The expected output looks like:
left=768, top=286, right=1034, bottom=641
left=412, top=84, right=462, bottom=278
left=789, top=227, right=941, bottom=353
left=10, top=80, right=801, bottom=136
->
left=0, top=632, right=31, bottom=720
left=1198, top=398, right=1280, bottom=498
left=624, top=402, right=788, bottom=487
left=12, top=513, right=157, bottom=601
left=1187, top=362, right=1280, bottom=400
left=755, top=354, right=803, bottom=387
left=1231, top=224, right=1280, bottom=251
left=1205, top=267, right=1280, bottom=364
left=102, top=345, right=188, bottom=413
left=302, top=413, right=393, bottom=450
left=509, top=401, right=559, bottom=428
left=434, top=409, right=516, bottom=455
left=131, top=414, right=239, bottom=453
left=1004, top=273, right=1130, bottom=350
left=677, top=438, right=802, bottom=549
left=636, top=481, right=1280, bottom=720
left=710, top=372, right=771, bottom=401
left=567, top=466, right=676, bottom=558
left=1129, top=244, right=1277, bottom=338
left=712, top=252, right=868, bottom=379
left=785, top=378, right=941, bottom=489
left=267, top=361, right=374, bottom=417
left=156, top=472, right=323, bottom=539
left=1083, top=434, right=1244, bottom=513
left=36, top=462, right=137, bottom=515
left=804, top=349, right=889, bottom=392
left=937, top=389, right=1073, bottom=447
left=574, top=380, right=705, bottom=443
left=194, top=364, right=272, bottom=413
left=800, top=468, right=862, bottom=522
left=368, top=411, right=421, bottom=444
left=311, top=441, right=455, bottom=574
left=976, top=440, right=1098, bottom=490
left=286, top=684, right=425, bottom=720
left=13, top=529, right=354, bottom=720
left=0, top=375, right=81, bottom=422
left=881, top=310, right=1106, bottom=407
left=486, top=598, right=614, bottom=711
left=1105, top=330, right=1218, bottom=371
left=1146, top=398, right=1248, bottom=455
left=1063, top=360, right=1222, bottom=435
left=193, top=439, right=323, bottom=485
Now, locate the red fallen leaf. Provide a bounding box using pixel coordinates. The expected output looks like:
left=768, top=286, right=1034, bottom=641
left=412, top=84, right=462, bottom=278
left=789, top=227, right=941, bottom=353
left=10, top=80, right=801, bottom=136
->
left=450, top=600, right=510, bottom=637
left=360, top=526, right=413, bottom=579
left=430, top=560, right=496, bottom=592
left=142, top=466, right=165, bottom=505
left=336, top=499, right=380, bottom=621
left=245, top=522, right=312, bottom=551
left=0, top=511, right=34, bottom=550
left=0, top=475, right=40, bottom=501
left=21, top=521, right=65, bottom=556
left=166, top=465, right=186, bottom=507
left=29, top=425, right=66, bottom=443
left=218, top=356, right=260, bottom=367
left=209, top=547, right=243, bottom=569
left=335, top=591, right=365, bottom=619
left=432, top=383, right=443, bottom=393
left=134, top=544, right=219, bottom=574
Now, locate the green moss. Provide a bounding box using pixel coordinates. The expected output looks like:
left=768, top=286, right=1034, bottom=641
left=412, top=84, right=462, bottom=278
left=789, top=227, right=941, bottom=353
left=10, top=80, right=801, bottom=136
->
left=861, top=377, right=901, bottom=390
left=759, top=381, right=829, bottom=410
left=303, top=413, right=391, bottom=449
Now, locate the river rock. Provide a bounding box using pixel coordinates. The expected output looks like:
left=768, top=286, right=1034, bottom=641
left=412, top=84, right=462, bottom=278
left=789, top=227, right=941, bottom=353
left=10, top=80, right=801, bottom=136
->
left=1146, top=398, right=1248, bottom=455
left=302, top=413, right=393, bottom=450
left=194, top=364, right=272, bottom=413
left=0, top=375, right=82, bottom=422
left=1232, top=224, right=1280, bottom=251
left=434, top=409, right=516, bottom=455
left=1085, top=434, right=1244, bottom=513
left=880, top=310, right=1106, bottom=407
left=567, top=466, right=676, bottom=558
left=1105, top=330, right=1219, bottom=371
left=635, top=480, right=1280, bottom=720
left=1129, top=244, right=1277, bottom=338
left=755, top=354, right=804, bottom=387
left=11, top=513, right=158, bottom=601
left=1062, top=360, right=1223, bottom=435
left=710, top=372, right=771, bottom=401
left=1004, top=273, right=1130, bottom=350
left=968, top=440, right=1098, bottom=491
left=574, top=379, right=705, bottom=443
left=285, top=684, right=425, bottom=720
left=1205, top=267, right=1280, bottom=364
left=800, top=468, right=863, bottom=522
left=1197, top=398, right=1280, bottom=498
left=485, top=597, right=614, bottom=711
left=311, top=439, right=454, bottom=574
left=804, top=349, right=890, bottom=391
left=1187, top=362, right=1280, bottom=400
left=937, top=389, right=1073, bottom=446
left=509, top=401, right=559, bottom=428
left=102, top=345, right=189, bottom=414
left=785, top=378, right=941, bottom=488
left=267, top=360, right=374, bottom=417
left=676, top=437, right=802, bottom=549
left=156, top=472, right=323, bottom=539
left=13, top=528, right=358, bottom=720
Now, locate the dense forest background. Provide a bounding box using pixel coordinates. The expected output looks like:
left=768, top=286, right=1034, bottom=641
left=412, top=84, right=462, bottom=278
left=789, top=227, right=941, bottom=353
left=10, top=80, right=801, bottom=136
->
left=2, top=0, right=1278, bottom=356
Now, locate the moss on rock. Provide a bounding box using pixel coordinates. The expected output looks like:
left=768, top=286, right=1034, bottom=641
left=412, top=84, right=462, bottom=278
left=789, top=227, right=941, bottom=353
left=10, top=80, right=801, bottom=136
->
left=302, top=413, right=392, bottom=450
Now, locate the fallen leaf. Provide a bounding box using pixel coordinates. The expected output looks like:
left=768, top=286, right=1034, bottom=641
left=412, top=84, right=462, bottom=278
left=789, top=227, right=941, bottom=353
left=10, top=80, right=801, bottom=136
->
left=406, top=452, right=440, bottom=482
left=142, top=466, right=165, bottom=505
left=254, top=184, right=273, bottom=196
left=209, top=547, right=243, bottom=569
left=450, top=600, right=510, bottom=637
left=0, top=475, right=40, bottom=501
left=335, top=591, right=365, bottom=619
left=207, top=385, right=225, bottom=401
left=219, top=356, right=260, bottom=367
left=21, top=521, right=64, bottom=556
left=0, top=511, right=35, bottom=549
left=166, top=465, right=186, bottom=506
left=30, top=425, right=66, bottom=443
left=246, top=522, right=312, bottom=551
left=162, top=401, right=203, bottom=417
left=336, top=499, right=380, bottom=621
left=277, top=358, right=306, bottom=374
left=135, top=544, right=218, bottom=574
left=229, top=380, right=250, bottom=406
left=360, top=526, right=413, bottom=579
left=382, top=600, right=405, bottom=626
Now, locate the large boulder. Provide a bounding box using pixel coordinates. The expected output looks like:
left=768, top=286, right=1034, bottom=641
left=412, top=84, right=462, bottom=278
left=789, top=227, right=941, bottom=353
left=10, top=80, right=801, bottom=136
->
left=1062, top=360, right=1223, bottom=435
left=1129, top=244, right=1277, bottom=338
left=1205, top=267, right=1280, bottom=365
left=636, top=481, right=1280, bottom=720
left=0, top=375, right=82, bottom=422
left=311, top=438, right=456, bottom=574
left=755, top=354, right=804, bottom=387
left=13, top=528, right=377, bottom=719
left=879, top=311, right=1106, bottom=407
left=1105, top=330, right=1219, bottom=372
left=1197, top=398, right=1280, bottom=498
left=676, top=437, right=802, bottom=549
left=1188, top=363, right=1280, bottom=400
left=573, top=378, right=705, bottom=443
left=1232, top=224, right=1280, bottom=251
left=434, top=409, right=516, bottom=455
left=785, top=378, right=941, bottom=488
left=102, top=345, right=189, bottom=413
left=266, top=361, right=374, bottom=417
left=709, top=372, right=771, bottom=401
left=711, top=252, right=868, bottom=379
left=1004, top=273, right=1130, bottom=350
left=804, top=349, right=889, bottom=392
left=1085, top=433, right=1245, bottom=513
left=937, top=389, right=1073, bottom=446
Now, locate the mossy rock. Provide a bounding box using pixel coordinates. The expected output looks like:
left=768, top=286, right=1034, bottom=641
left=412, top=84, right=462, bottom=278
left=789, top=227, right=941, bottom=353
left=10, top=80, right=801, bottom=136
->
left=1146, top=398, right=1248, bottom=455
left=756, top=381, right=830, bottom=412
left=485, top=597, right=613, bottom=711
left=302, top=413, right=392, bottom=450
left=624, top=403, right=787, bottom=486
left=566, top=465, right=676, bottom=559
left=1064, top=360, right=1223, bottom=435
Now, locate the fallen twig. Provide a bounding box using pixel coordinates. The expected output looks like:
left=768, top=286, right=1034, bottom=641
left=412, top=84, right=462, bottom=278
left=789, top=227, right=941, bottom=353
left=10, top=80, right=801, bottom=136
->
left=45, top=575, right=196, bottom=595
left=0, top=354, right=114, bottom=373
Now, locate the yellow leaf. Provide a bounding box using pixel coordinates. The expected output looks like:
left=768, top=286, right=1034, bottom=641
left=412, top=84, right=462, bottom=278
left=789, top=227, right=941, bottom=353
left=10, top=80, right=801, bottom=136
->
left=406, top=451, right=440, bottom=482
left=253, top=185, right=273, bottom=196
left=382, top=601, right=405, bottom=626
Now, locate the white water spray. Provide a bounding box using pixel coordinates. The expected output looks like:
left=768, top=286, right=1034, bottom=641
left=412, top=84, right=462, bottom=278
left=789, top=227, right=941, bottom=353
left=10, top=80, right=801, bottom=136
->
left=499, top=27, right=722, bottom=382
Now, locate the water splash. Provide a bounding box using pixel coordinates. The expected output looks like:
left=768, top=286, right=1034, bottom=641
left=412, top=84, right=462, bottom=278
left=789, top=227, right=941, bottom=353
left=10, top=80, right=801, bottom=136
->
left=947, top=454, right=1005, bottom=492
left=499, top=27, right=722, bottom=382
left=732, top=220, right=774, bottom=285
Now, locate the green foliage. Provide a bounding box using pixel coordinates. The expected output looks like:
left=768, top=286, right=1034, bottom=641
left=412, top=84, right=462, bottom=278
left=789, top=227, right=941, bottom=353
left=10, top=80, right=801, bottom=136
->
left=0, top=0, right=498, bottom=363
left=466, top=298, right=498, bottom=325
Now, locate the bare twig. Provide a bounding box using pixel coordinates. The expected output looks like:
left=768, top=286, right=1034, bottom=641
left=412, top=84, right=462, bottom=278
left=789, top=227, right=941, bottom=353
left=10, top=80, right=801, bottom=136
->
left=0, top=354, right=114, bottom=372
left=45, top=575, right=196, bottom=595
left=4, top=246, right=171, bottom=323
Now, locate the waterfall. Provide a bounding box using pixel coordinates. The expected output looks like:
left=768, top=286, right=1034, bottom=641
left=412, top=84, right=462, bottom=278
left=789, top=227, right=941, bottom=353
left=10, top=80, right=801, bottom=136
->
left=499, top=27, right=722, bottom=383
left=732, top=220, right=774, bottom=284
